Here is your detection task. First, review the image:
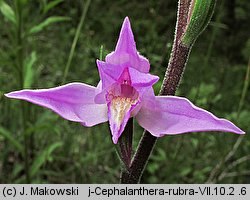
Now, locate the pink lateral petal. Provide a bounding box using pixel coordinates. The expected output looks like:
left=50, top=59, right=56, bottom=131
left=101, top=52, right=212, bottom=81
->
left=136, top=96, right=245, bottom=137
left=128, top=67, right=159, bottom=88
left=96, top=60, right=126, bottom=90
left=97, top=59, right=158, bottom=94
left=5, top=83, right=108, bottom=126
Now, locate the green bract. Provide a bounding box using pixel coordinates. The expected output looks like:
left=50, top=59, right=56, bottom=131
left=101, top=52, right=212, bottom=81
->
left=182, top=0, right=216, bottom=46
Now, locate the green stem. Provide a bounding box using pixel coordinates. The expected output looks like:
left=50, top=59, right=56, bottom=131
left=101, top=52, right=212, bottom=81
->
left=62, top=0, right=91, bottom=84
left=15, top=0, right=30, bottom=183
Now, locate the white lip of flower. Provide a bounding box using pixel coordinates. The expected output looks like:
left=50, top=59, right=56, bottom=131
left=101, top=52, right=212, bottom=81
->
left=110, top=96, right=138, bottom=128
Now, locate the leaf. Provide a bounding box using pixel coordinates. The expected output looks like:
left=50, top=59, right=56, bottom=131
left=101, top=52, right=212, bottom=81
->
left=29, top=16, right=70, bottom=34
left=43, top=0, right=64, bottom=14
left=191, top=138, right=199, bottom=148
left=0, top=0, right=16, bottom=24
left=147, top=162, right=159, bottom=174
left=29, top=142, right=63, bottom=178
left=180, top=167, right=192, bottom=176
left=11, top=164, right=23, bottom=180
left=23, top=51, right=37, bottom=88
left=14, top=176, right=26, bottom=184
left=99, top=45, right=104, bottom=61
left=0, top=126, right=24, bottom=156
left=0, top=90, right=4, bottom=99
left=151, top=148, right=166, bottom=162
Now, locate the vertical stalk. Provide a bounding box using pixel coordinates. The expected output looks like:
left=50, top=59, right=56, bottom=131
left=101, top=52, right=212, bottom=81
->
left=120, top=0, right=192, bottom=183
left=15, top=0, right=30, bottom=183
left=62, top=0, right=91, bottom=84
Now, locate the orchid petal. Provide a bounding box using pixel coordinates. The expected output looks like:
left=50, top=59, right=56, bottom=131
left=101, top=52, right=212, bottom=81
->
left=5, top=83, right=108, bottom=126
left=136, top=96, right=245, bottom=137
left=96, top=60, right=125, bottom=89
left=128, top=67, right=159, bottom=88
left=97, top=60, right=158, bottom=91
left=105, top=17, right=150, bottom=73
left=94, top=81, right=106, bottom=104
left=113, top=17, right=137, bottom=57
left=108, top=97, right=139, bottom=144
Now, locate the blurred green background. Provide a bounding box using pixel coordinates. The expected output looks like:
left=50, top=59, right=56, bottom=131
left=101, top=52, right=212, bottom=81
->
left=0, top=0, right=249, bottom=183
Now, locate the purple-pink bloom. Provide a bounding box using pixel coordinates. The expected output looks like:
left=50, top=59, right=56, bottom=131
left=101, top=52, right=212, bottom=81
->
left=5, top=17, right=245, bottom=144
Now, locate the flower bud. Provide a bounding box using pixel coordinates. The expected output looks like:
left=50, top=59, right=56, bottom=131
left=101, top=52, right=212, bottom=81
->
left=181, top=0, right=216, bottom=46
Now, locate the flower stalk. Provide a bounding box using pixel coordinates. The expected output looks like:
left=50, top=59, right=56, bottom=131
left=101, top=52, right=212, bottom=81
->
left=14, top=0, right=30, bottom=183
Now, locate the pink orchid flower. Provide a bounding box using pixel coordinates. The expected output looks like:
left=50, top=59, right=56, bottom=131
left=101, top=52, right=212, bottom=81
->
left=5, top=17, right=244, bottom=144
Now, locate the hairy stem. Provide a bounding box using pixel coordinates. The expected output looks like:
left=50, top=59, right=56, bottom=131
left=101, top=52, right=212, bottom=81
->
left=120, top=0, right=192, bottom=184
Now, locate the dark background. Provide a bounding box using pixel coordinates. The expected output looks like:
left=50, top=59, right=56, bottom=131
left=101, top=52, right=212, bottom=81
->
left=0, top=0, right=249, bottom=183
